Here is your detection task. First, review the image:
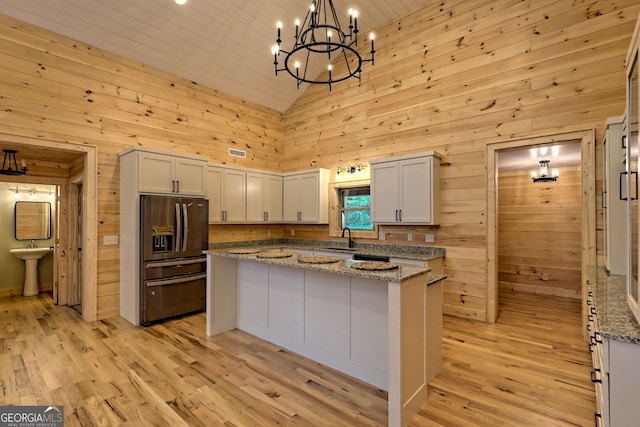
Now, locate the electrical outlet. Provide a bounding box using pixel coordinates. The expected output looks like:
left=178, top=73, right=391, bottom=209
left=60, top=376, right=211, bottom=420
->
left=542, top=273, right=549, bottom=281
left=407, top=233, right=413, bottom=241
left=378, top=231, right=386, bottom=240
left=103, top=235, right=118, bottom=245
left=267, top=230, right=272, bottom=237
left=291, top=229, right=295, bottom=236
left=425, top=233, right=434, bottom=243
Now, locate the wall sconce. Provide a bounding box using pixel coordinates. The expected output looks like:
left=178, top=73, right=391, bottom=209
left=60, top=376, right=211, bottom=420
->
left=336, top=163, right=367, bottom=180
left=0, top=149, right=27, bottom=176
left=531, top=160, right=559, bottom=183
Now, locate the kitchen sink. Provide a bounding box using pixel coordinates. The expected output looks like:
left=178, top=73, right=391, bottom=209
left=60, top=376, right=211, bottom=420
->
left=353, top=253, right=390, bottom=262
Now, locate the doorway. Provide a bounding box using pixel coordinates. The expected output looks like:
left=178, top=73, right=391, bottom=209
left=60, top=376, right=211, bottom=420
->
left=0, top=134, right=98, bottom=322
left=487, top=130, right=596, bottom=333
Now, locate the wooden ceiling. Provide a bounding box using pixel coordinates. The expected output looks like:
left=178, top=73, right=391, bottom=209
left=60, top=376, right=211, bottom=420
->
left=0, top=0, right=430, bottom=113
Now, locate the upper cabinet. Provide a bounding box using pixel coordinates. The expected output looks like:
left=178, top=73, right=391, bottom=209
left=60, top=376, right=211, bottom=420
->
left=602, top=117, right=626, bottom=275
left=207, top=165, right=246, bottom=223
left=246, top=172, right=283, bottom=223
left=120, top=147, right=207, bottom=197
left=283, top=169, right=330, bottom=223
left=370, top=152, right=441, bottom=225
left=626, top=16, right=640, bottom=327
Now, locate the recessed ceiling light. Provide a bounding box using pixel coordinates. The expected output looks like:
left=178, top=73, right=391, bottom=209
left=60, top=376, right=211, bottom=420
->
left=175, top=0, right=187, bottom=5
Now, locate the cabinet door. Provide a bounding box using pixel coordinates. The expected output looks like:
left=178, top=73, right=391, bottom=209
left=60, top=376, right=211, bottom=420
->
left=299, top=173, right=320, bottom=222
left=138, top=151, right=175, bottom=194
left=207, top=167, right=224, bottom=223
left=238, top=261, right=269, bottom=337
left=283, top=175, right=302, bottom=221
left=371, top=162, right=400, bottom=223
left=399, top=157, right=432, bottom=223
left=174, top=157, right=207, bottom=196
left=246, top=172, right=265, bottom=222
left=264, top=174, right=283, bottom=222
left=223, top=169, right=246, bottom=222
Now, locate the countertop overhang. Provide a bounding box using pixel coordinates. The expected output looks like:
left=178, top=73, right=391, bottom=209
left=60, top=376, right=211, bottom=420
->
left=206, top=246, right=445, bottom=284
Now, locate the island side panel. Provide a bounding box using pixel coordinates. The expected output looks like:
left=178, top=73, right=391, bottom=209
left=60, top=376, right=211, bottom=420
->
left=206, top=254, right=238, bottom=336
left=268, top=265, right=305, bottom=349
left=237, top=260, right=270, bottom=337
left=304, top=270, right=351, bottom=358
left=351, top=277, right=388, bottom=374
left=387, top=274, right=431, bottom=427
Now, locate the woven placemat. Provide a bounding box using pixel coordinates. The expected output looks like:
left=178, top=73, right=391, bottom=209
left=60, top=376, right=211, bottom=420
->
left=298, top=255, right=340, bottom=264
left=256, top=251, right=293, bottom=258
left=350, top=261, right=399, bottom=271
left=227, top=248, right=261, bottom=254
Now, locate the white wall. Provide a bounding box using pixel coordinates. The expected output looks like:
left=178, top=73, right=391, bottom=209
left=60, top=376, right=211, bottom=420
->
left=0, top=182, right=56, bottom=296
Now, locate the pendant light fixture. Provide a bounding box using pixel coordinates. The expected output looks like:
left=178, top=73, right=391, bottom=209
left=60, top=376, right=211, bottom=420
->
left=531, top=160, right=559, bottom=183
left=0, top=149, right=27, bottom=176
left=271, top=0, right=375, bottom=90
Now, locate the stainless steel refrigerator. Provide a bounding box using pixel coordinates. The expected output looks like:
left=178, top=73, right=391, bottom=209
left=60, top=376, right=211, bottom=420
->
left=140, top=195, right=208, bottom=325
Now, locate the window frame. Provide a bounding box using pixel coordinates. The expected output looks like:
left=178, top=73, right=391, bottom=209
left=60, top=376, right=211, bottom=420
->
left=328, top=179, right=378, bottom=239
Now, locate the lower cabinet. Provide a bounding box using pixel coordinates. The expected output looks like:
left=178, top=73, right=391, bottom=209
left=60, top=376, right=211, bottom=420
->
left=588, top=290, right=640, bottom=426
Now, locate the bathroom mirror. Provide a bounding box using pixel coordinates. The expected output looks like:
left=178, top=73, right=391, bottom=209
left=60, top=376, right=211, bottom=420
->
left=15, top=201, right=52, bottom=240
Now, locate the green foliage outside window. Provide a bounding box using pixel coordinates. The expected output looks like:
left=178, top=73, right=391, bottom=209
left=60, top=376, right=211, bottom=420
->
left=340, top=187, right=373, bottom=230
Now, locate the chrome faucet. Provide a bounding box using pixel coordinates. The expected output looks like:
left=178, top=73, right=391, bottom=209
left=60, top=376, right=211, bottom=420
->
left=27, top=240, right=37, bottom=249
left=341, top=227, right=354, bottom=248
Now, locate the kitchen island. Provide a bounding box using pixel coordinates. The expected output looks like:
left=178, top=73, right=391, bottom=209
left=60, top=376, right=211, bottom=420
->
left=205, top=246, right=446, bottom=427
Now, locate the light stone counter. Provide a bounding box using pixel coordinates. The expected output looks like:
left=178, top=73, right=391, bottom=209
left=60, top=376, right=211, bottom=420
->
left=206, top=246, right=445, bottom=284
left=208, top=238, right=445, bottom=263
left=592, top=267, right=640, bottom=344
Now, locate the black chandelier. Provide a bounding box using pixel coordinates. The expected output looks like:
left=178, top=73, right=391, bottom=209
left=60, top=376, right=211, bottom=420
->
left=0, top=149, right=27, bottom=176
left=271, top=0, right=375, bottom=90
left=531, top=160, right=559, bottom=183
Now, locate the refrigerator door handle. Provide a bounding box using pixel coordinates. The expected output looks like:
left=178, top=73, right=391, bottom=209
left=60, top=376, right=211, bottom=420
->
left=146, top=258, right=206, bottom=268
left=182, top=203, right=189, bottom=252
left=175, top=203, right=182, bottom=254
left=145, top=273, right=207, bottom=287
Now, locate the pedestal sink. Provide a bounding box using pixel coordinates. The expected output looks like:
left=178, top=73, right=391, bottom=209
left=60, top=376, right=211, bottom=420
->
left=10, top=247, right=53, bottom=296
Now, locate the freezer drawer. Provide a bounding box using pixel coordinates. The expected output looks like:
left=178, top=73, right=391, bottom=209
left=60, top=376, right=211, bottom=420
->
left=143, top=257, right=206, bottom=280
left=142, top=273, right=206, bottom=325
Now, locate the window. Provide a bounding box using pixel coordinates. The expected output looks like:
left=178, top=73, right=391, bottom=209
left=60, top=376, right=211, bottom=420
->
left=340, top=186, right=373, bottom=230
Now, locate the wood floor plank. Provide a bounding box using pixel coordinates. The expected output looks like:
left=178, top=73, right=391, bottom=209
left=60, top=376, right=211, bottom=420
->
left=0, top=290, right=595, bottom=426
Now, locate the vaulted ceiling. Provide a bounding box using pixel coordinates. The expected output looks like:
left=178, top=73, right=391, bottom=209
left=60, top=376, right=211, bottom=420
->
left=0, top=0, right=430, bottom=113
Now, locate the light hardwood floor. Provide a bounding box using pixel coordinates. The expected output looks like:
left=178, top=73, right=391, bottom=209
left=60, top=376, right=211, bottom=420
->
left=0, top=291, right=595, bottom=426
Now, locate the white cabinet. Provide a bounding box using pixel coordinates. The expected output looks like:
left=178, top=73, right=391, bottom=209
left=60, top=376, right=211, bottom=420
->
left=370, top=152, right=441, bottom=225
left=602, top=117, right=626, bottom=274
left=246, top=172, right=283, bottom=223
left=207, top=165, right=246, bottom=223
left=118, top=146, right=208, bottom=325
left=122, top=147, right=207, bottom=197
left=587, top=287, right=640, bottom=427
left=283, top=169, right=330, bottom=223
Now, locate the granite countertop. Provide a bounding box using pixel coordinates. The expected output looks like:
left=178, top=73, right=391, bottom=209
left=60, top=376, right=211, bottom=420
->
left=591, top=266, right=640, bottom=344
left=206, top=245, right=446, bottom=284
left=208, top=238, right=446, bottom=262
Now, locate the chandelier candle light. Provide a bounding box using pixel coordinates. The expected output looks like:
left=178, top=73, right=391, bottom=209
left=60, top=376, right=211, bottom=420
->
left=0, top=149, right=27, bottom=176
left=272, top=0, right=375, bottom=89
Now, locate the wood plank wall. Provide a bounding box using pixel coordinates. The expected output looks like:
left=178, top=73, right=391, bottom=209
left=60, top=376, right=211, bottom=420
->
left=281, top=0, right=640, bottom=320
left=498, top=166, right=582, bottom=298
left=0, top=13, right=284, bottom=319
left=0, top=0, right=638, bottom=321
